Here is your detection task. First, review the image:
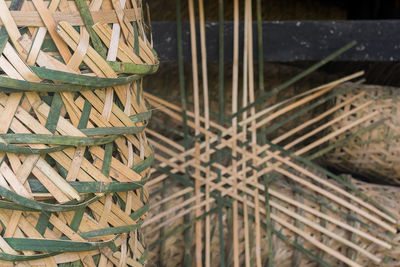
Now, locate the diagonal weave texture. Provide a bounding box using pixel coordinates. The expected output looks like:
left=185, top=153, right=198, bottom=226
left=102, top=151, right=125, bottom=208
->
left=0, top=0, right=158, bottom=265
left=325, top=83, right=400, bottom=185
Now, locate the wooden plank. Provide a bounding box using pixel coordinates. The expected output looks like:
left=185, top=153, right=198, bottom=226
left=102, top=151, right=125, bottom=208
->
left=152, top=21, right=400, bottom=62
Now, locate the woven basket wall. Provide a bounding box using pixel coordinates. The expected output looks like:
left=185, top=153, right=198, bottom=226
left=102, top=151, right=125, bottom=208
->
left=146, top=175, right=400, bottom=267
left=0, top=0, right=158, bottom=266
left=324, top=83, right=400, bottom=185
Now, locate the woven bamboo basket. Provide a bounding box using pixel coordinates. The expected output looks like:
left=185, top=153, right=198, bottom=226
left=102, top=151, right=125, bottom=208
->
left=0, top=0, right=158, bottom=265
left=146, top=174, right=400, bottom=267
left=324, top=83, right=400, bottom=185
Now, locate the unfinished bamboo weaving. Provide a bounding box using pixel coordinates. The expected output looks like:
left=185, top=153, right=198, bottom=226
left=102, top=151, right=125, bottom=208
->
left=142, top=0, right=399, bottom=266
left=0, top=0, right=157, bottom=266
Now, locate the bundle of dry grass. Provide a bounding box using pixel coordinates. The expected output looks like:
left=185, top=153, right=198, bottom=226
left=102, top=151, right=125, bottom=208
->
left=0, top=0, right=157, bottom=265
left=325, top=83, right=400, bottom=185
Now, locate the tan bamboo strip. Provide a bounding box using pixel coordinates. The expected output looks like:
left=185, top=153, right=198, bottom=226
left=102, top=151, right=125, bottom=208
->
left=246, top=2, right=257, bottom=266
left=188, top=0, right=203, bottom=265
left=31, top=0, right=72, bottom=62
left=1, top=9, right=141, bottom=27
left=232, top=0, right=240, bottom=265
left=0, top=0, right=25, bottom=56
left=241, top=1, right=251, bottom=265
left=254, top=190, right=262, bottom=267
left=93, top=22, right=143, bottom=64
left=198, top=0, right=211, bottom=265
left=107, top=0, right=128, bottom=62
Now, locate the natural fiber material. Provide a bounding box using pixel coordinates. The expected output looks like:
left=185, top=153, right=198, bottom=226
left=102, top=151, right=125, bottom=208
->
left=140, top=0, right=398, bottom=265
left=143, top=87, right=397, bottom=267
left=146, top=173, right=400, bottom=267
left=324, top=83, right=400, bottom=185
left=0, top=0, right=157, bottom=265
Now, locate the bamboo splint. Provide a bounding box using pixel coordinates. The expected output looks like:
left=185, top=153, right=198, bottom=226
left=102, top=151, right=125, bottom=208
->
left=0, top=0, right=158, bottom=265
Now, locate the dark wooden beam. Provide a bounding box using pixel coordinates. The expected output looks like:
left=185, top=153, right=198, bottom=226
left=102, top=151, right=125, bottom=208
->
left=152, top=20, right=400, bottom=62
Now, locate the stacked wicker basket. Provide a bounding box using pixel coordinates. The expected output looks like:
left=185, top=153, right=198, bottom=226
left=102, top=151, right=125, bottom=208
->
left=0, top=0, right=157, bottom=266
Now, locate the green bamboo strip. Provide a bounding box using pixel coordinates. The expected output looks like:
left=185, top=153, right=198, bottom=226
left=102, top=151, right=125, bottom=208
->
left=70, top=207, right=85, bottom=232
left=0, top=185, right=102, bottom=211
left=0, top=251, right=60, bottom=262
left=80, top=222, right=143, bottom=239
left=77, top=100, right=92, bottom=129
left=45, top=92, right=63, bottom=133
left=0, top=75, right=139, bottom=93
left=74, top=0, right=106, bottom=58
left=129, top=110, right=151, bottom=123
left=176, top=0, right=192, bottom=265
left=31, top=66, right=143, bottom=87
left=0, top=143, right=69, bottom=154
left=217, top=1, right=226, bottom=265
left=28, top=179, right=147, bottom=194
left=107, top=61, right=159, bottom=75
left=101, top=142, right=113, bottom=177
left=35, top=211, right=51, bottom=235
left=0, top=133, right=118, bottom=146
left=5, top=236, right=117, bottom=253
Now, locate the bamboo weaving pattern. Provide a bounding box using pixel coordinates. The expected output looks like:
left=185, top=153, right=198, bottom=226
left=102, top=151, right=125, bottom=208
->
left=325, top=83, right=400, bottom=185
left=0, top=0, right=157, bottom=265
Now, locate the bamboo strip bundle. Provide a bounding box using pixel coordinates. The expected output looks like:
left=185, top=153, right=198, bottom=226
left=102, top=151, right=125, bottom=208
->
left=323, top=83, right=400, bottom=185
left=0, top=0, right=158, bottom=265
